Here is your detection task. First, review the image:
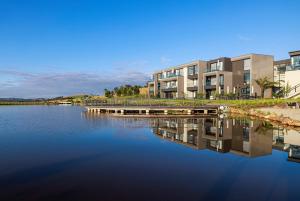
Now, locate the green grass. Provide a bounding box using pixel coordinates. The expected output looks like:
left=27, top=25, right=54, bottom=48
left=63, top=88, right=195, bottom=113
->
left=92, top=97, right=300, bottom=109
left=3, top=95, right=300, bottom=109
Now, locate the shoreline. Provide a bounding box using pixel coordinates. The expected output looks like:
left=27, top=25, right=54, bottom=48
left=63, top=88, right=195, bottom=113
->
left=229, top=107, right=300, bottom=127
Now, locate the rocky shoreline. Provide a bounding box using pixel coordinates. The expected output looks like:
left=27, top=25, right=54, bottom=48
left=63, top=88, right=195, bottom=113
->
left=229, top=107, right=300, bottom=128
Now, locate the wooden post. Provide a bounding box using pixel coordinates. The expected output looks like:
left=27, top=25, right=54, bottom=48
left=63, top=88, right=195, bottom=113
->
left=204, top=110, right=208, bottom=115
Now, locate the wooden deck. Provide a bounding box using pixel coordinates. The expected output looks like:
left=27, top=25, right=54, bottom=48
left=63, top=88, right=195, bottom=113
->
left=86, top=105, right=222, bottom=116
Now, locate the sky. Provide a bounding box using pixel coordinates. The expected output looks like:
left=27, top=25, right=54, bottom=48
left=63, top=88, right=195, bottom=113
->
left=0, top=0, right=299, bottom=98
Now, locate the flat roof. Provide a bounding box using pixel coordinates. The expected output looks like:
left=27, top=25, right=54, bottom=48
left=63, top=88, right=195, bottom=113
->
left=153, top=53, right=274, bottom=74
left=231, top=53, right=273, bottom=61
left=154, top=60, right=205, bottom=73
left=274, top=59, right=291, bottom=65
left=289, top=50, right=300, bottom=56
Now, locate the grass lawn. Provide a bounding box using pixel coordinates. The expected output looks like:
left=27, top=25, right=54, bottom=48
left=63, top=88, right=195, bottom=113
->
left=87, top=96, right=300, bottom=109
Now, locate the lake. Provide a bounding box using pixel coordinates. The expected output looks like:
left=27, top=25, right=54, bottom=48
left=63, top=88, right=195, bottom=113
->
left=0, top=106, right=300, bottom=201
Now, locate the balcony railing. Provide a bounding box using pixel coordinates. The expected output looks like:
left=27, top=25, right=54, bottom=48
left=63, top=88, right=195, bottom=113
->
left=286, top=65, right=300, bottom=71
left=159, top=73, right=182, bottom=79
left=205, top=67, right=224, bottom=73
left=161, top=85, right=177, bottom=92
left=161, top=85, right=177, bottom=89
left=205, top=81, right=217, bottom=86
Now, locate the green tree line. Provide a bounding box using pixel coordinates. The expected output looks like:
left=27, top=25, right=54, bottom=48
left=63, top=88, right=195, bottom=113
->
left=104, top=85, right=142, bottom=98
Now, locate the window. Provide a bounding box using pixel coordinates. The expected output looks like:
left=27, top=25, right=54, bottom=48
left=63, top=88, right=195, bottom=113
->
left=241, top=87, right=250, bottom=95
left=218, top=61, right=223, bottom=71
left=219, top=75, right=224, bottom=85
left=292, top=55, right=300, bottom=68
left=244, top=59, right=251, bottom=70
left=208, top=61, right=223, bottom=72
left=244, top=71, right=250, bottom=84
left=211, top=77, right=217, bottom=85
left=210, top=63, right=217, bottom=71
left=188, top=65, right=198, bottom=75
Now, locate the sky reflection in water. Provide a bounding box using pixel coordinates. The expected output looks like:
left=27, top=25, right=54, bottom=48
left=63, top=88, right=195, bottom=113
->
left=0, top=106, right=300, bottom=201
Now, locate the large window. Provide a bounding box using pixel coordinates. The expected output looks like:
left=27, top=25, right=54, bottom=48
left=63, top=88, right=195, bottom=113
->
left=166, top=81, right=177, bottom=88
left=206, top=76, right=217, bottom=86
left=244, top=59, right=251, bottom=70
left=210, top=63, right=217, bottom=71
left=207, top=61, right=223, bottom=72
left=188, top=65, right=198, bottom=75
left=244, top=70, right=250, bottom=84
left=219, top=74, right=224, bottom=86
left=292, top=55, right=300, bottom=68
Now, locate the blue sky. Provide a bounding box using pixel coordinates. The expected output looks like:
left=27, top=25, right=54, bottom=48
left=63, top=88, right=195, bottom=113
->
left=0, top=0, right=299, bottom=98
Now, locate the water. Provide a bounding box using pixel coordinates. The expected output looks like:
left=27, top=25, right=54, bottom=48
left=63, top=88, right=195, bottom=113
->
left=0, top=106, right=300, bottom=201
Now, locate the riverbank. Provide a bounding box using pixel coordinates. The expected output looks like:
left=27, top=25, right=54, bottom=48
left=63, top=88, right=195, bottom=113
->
left=229, top=107, right=300, bottom=127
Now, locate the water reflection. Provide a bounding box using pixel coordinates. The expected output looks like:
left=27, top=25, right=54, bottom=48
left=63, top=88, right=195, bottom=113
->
left=85, top=112, right=300, bottom=162
left=151, top=118, right=274, bottom=158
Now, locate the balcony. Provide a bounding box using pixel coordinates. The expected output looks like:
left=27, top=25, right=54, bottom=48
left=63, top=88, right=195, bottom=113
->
left=188, top=73, right=198, bottom=79
left=205, top=82, right=216, bottom=89
left=286, top=65, right=300, bottom=71
left=159, top=73, right=182, bottom=80
left=205, top=65, right=224, bottom=73
left=187, top=86, right=198, bottom=91
left=161, top=86, right=177, bottom=92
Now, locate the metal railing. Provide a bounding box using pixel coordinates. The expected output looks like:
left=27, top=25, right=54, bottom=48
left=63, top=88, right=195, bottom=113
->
left=159, top=74, right=182, bottom=79
left=286, top=83, right=300, bottom=98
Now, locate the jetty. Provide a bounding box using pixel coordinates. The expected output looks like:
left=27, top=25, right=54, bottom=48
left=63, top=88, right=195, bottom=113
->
left=86, top=105, right=223, bottom=116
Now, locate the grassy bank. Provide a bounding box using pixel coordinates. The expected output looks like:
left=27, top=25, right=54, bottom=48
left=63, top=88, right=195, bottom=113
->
left=3, top=95, right=300, bottom=109
left=86, top=97, right=300, bottom=109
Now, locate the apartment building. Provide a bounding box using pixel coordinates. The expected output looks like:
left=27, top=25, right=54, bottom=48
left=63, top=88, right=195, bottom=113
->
left=149, top=53, right=274, bottom=99
left=148, top=60, right=206, bottom=99
left=273, top=50, right=300, bottom=98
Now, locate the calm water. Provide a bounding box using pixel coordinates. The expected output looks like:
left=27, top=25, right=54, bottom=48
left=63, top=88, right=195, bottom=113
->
left=0, top=106, right=300, bottom=201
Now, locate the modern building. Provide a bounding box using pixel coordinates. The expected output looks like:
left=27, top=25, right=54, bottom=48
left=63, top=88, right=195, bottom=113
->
left=148, top=60, right=207, bottom=99
left=273, top=59, right=291, bottom=88
left=149, top=53, right=274, bottom=99
left=273, top=50, right=300, bottom=98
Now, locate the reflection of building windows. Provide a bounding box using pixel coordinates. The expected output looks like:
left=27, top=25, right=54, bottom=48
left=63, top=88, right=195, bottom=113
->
left=243, top=127, right=250, bottom=141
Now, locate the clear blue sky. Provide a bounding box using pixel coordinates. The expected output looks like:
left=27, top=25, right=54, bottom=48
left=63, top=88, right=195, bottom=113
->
left=0, top=0, right=299, bottom=98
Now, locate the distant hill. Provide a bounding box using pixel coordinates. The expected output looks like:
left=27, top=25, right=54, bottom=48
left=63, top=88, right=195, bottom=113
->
left=0, top=95, right=106, bottom=105
left=0, top=98, right=47, bottom=102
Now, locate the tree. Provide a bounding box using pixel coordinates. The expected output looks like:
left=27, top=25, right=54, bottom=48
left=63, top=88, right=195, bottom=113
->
left=133, top=85, right=140, bottom=95
left=104, top=89, right=113, bottom=98
left=255, top=77, right=276, bottom=98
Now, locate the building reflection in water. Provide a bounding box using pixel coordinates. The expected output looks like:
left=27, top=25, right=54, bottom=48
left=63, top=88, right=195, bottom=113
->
left=83, top=112, right=300, bottom=162
left=151, top=117, right=300, bottom=161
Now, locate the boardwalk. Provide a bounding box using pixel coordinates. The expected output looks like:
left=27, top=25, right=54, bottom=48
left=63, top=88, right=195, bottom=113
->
left=86, top=105, right=223, bottom=116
